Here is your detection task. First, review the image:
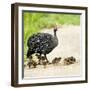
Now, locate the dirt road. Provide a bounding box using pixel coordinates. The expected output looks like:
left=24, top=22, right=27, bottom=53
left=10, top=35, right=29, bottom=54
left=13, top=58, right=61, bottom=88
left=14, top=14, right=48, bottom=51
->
left=24, top=25, right=81, bottom=79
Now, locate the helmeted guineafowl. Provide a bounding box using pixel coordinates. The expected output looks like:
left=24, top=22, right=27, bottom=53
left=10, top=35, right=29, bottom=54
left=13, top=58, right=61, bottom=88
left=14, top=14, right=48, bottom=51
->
left=27, top=26, right=58, bottom=64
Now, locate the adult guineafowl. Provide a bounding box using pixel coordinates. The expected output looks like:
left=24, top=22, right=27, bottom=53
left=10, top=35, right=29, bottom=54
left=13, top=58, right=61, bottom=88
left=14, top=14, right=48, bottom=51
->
left=27, top=26, right=58, bottom=64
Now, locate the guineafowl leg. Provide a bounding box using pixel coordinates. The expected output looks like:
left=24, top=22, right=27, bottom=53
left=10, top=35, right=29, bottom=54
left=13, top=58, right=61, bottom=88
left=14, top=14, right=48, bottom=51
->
left=44, top=54, right=50, bottom=64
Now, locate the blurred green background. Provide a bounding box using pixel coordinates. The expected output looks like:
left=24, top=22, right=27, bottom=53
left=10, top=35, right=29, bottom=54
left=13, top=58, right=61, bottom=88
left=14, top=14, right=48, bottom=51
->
left=23, top=12, right=80, bottom=61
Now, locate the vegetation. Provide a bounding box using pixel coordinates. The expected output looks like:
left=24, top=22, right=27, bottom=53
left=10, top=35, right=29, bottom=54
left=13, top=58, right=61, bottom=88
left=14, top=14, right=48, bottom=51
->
left=23, top=12, right=80, bottom=61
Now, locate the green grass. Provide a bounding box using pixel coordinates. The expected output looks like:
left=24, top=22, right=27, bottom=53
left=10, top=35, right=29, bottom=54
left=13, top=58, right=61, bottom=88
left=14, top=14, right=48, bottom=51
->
left=23, top=12, right=80, bottom=61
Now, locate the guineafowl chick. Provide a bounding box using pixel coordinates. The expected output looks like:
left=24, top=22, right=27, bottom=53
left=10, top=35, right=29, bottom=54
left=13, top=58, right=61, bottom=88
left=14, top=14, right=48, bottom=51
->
left=64, top=56, right=76, bottom=65
left=52, top=57, right=61, bottom=65
left=27, top=60, right=37, bottom=68
left=27, top=54, right=38, bottom=68
left=35, top=53, right=42, bottom=65
left=40, top=55, right=48, bottom=68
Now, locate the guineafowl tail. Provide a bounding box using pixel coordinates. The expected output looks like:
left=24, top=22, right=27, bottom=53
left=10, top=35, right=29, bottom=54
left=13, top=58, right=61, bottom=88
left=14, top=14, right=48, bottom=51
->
left=27, top=49, right=32, bottom=58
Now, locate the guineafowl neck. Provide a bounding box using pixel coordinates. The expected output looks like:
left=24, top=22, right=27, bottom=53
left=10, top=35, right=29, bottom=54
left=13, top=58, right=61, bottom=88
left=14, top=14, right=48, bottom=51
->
left=54, top=31, right=58, bottom=47
left=54, top=31, right=57, bottom=37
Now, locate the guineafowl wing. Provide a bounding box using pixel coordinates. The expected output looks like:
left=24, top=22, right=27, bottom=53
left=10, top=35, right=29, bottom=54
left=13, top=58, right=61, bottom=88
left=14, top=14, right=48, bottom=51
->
left=27, top=33, right=56, bottom=54
left=38, top=33, right=55, bottom=54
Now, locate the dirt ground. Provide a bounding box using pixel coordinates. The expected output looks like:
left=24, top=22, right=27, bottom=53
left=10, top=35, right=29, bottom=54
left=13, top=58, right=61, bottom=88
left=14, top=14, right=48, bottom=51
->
left=24, top=25, right=81, bottom=79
